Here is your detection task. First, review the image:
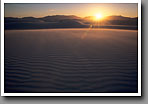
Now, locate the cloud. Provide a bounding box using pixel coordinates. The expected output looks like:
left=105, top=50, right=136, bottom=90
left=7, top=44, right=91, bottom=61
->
left=49, top=9, right=55, bottom=12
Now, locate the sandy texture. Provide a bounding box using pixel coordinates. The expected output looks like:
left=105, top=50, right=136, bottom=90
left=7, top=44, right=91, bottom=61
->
left=4, top=28, right=138, bottom=93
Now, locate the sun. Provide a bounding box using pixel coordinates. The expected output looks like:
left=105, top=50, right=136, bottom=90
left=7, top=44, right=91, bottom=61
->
left=95, top=13, right=103, bottom=20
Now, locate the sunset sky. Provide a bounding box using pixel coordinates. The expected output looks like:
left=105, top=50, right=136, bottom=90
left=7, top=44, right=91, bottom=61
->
left=5, top=3, right=138, bottom=18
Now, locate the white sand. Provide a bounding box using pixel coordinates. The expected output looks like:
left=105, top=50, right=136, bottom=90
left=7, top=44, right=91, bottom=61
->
left=5, top=28, right=138, bottom=93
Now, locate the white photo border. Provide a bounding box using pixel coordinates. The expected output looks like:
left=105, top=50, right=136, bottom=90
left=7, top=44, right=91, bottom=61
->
left=1, top=0, right=141, bottom=96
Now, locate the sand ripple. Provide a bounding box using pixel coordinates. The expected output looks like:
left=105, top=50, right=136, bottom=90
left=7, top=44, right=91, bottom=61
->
left=5, top=29, right=138, bottom=93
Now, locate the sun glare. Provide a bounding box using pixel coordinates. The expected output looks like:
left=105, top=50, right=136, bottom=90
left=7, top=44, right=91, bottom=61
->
left=95, top=13, right=103, bottom=20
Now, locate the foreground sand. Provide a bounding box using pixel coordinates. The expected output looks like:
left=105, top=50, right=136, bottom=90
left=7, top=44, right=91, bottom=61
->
left=5, top=28, right=138, bottom=93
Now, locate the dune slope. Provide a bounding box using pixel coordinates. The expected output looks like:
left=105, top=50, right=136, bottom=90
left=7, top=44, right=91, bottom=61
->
left=5, top=29, right=138, bottom=93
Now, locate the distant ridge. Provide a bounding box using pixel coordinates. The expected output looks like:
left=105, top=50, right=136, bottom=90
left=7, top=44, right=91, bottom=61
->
left=5, top=15, right=138, bottom=30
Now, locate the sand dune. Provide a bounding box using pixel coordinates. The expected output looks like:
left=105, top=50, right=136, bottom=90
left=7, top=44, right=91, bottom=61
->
left=5, top=28, right=138, bottom=93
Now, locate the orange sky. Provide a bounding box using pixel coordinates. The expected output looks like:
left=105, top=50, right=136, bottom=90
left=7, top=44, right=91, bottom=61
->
left=5, top=3, right=138, bottom=18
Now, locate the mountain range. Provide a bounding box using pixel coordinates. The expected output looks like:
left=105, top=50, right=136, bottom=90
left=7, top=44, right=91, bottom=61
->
left=5, top=15, right=138, bottom=30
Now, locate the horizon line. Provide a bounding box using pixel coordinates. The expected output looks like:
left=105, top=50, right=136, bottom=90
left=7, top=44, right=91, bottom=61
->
left=4, top=14, right=138, bottom=18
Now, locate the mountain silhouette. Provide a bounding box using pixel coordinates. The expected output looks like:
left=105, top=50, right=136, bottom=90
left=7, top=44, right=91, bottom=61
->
left=5, top=15, right=138, bottom=30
